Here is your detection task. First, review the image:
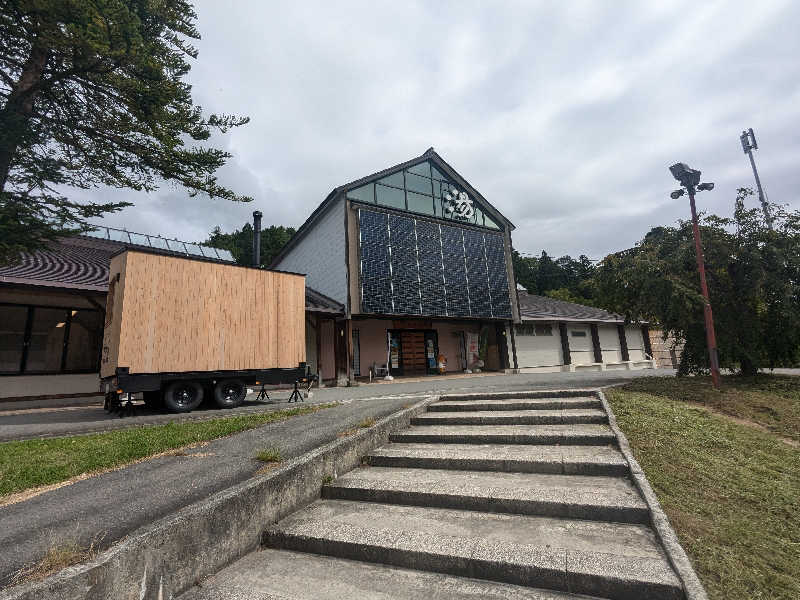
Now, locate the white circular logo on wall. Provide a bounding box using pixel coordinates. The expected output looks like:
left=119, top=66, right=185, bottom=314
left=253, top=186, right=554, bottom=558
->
left=444, top=187, right=474, bottom=219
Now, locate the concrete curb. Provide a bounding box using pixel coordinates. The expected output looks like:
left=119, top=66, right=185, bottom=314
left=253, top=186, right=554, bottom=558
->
left=439, top=388, right=600, bottom=402
left=0, top=396, right=439, bottom=600
left=598, top=389, right=709, bottom=600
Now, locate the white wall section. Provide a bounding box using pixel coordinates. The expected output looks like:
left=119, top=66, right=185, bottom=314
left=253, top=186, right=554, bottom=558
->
left=514, top=322, right=562, bottom=367
left=598, top=324, right=622, bottom=363
left=274, top=198, right=347, bottom=304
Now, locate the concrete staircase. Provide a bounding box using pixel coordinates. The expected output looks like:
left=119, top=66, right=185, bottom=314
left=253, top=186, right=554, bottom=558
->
left=188, top=393, right=687, bottom=600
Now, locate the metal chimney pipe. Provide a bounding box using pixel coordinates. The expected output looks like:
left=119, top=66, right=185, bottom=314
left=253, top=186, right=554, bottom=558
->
left=252, top=210, right=262, bottom=267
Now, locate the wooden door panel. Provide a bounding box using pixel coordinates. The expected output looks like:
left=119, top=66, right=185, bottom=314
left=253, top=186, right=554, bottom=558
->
left=400, top=332, right=426, bottom=373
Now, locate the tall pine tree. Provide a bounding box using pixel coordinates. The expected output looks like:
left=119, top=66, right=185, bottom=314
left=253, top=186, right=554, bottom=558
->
left=0, top=0, right=250, bottom=264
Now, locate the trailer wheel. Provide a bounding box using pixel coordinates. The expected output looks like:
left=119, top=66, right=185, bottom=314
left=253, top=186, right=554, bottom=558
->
left=214, top=379, right=247, bottom=408
left=164, top=381, right=204, bottom=413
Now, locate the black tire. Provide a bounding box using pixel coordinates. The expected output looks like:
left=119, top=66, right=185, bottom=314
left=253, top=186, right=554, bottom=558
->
left=163, top=380, right=204, bottom=413
left=143, top=390, right=162, bottom=409
left=214, top=379, right=247, bottom=409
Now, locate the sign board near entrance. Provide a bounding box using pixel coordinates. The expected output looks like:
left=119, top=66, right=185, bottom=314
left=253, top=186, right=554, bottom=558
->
left=392, top=320, right=432, bottom=330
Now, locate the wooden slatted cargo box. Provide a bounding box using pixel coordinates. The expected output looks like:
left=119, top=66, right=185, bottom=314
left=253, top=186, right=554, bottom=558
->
left=101, top=250, right=305, bottom=379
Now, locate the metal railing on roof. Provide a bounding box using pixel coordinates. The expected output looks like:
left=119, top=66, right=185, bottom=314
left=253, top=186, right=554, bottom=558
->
left=84, top=225, right=236, bottom=262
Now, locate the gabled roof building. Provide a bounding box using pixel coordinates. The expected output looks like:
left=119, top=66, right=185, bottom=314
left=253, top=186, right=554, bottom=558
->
left=273, top=148, right=656, bottom=383
left=272, top=148, right=520, bottom=383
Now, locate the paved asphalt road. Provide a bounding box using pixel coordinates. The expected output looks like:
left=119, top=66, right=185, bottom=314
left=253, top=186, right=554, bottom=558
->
left=0, top=395, right=420, bottom=587
left=0, top=370, right=673, bottom=588
left=0, top=369, right=675, bottom=442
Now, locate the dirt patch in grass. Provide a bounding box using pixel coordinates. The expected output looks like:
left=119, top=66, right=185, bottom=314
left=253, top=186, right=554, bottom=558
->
left=700, top=405, right=799, bottom=447
left=617, top=374, right=800, bottom=442
left=0, top=403, right=339, bottom=501
left=607, top=378, right=799, bottom=600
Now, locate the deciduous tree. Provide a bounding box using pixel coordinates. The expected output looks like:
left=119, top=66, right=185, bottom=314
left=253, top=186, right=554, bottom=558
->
left=594, top=189, right=800, bottom=375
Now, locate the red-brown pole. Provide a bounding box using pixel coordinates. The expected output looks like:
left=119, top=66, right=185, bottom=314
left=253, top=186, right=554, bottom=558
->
left=688, top=189, right=721, bottom=389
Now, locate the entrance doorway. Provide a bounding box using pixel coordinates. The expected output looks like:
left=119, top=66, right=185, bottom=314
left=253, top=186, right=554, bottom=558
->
left=400, top=331, right=426, bottom=374
left=389, top=329, right=439, bottom=375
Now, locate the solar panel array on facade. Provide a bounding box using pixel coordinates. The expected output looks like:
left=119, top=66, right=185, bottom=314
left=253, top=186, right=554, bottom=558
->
left=358, top=208, right=511, bottom=319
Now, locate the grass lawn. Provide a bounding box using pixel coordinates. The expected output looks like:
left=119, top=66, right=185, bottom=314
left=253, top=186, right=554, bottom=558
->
left=616, top=374, right=800, bottom=441
left=0, top=402, right=338, bottom=500
left=606, top=375, right=799, bottom=600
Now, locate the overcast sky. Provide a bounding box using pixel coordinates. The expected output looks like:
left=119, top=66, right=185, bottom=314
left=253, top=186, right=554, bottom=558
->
left=85, top=0, right=800, bottom=260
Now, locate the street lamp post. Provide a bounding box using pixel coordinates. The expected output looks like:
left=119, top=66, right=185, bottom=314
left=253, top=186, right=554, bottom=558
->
left=669, top=163, right=721, bottom=389
left=740, top=128, right=773, bottom=230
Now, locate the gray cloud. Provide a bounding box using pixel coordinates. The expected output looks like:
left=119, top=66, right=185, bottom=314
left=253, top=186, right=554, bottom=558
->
left=83, top=0, right=799, bottom=258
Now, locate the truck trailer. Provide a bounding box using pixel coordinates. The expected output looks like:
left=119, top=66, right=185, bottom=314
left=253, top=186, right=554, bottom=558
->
left=100, top=249, right=307, bottom=413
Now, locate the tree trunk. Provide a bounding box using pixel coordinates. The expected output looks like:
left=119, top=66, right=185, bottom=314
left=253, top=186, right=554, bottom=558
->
left=0, top=42, right=49, bottom=192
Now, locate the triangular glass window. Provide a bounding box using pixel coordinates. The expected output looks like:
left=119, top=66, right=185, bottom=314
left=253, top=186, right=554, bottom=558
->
left=347, top=183, right=375, bottom=203
left=354, top=159, right=502, bottom=230
left=432, top=178, right=448, bottom=198
left=430, top=164, right=449, bottom=181
left=377, top=171, right=404, bottom=188
left=406, top=161, right=431, bottom=178
left=405, top=171, right=434, bottom=195
left=375, top=183, right=406, bottom=209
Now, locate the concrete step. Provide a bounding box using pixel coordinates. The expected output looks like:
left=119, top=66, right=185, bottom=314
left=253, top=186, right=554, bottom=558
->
left=179, top=548, right=606, bottom=599
left=323, top=466, right=648, bottom=524
left=411, top=409, right=607, bottom=426
left=263, top=500, right=683, bottom=600
left=429, top=397, right=602, bottom=412
left=366, top=442, right=630, bottom=476
left=391, top=424, right=617, bottom=446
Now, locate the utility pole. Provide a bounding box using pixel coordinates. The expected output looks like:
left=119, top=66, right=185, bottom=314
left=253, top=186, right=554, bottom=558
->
left=740, top=128, right=773, bottom=229
left=669, top=163, right=722, bottom=389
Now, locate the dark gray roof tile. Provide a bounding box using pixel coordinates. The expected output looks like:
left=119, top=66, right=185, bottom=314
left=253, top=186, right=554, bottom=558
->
left=517, top=290, right=625, bottom=323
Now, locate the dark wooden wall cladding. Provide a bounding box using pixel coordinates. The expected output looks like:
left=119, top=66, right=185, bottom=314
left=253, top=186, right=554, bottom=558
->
left=358, top=208, right=512, bottom=319
left=101, top=251, right=305, bottom=378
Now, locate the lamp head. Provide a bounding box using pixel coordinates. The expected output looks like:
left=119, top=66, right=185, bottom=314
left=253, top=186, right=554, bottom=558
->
left=740, top=131, right=751, bottom=153
left=697, top=182, right=714, bottom=192
left=670, top=189, right=685, bottom=199
left=748, top=128, right=758, bottom=150
left=669, top=163, right=700, bottom=188
left=669, top=162, right=701, bottom=188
